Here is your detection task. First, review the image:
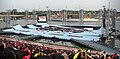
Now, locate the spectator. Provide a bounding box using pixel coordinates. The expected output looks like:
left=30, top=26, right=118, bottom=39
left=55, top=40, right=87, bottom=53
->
left=0, top=42, right=16, bottom=59
left=22, top=48, right=31, bottom=59
left=112, top=53, right=118, bottom=59
left=93, top=52, right=100, bottom=59
left=105, top=55, right=112, bottom=59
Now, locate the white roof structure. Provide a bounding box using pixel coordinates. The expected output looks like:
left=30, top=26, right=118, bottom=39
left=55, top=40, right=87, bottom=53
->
left=3, top=24, right=103, bottom=41
left=3, top=29, right=20, bottom=34
left=27, top=24, right=39, bottom=29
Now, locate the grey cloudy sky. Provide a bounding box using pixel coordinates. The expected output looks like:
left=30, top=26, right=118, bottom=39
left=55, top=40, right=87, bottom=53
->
left=0, top=0, right=120, bottom=12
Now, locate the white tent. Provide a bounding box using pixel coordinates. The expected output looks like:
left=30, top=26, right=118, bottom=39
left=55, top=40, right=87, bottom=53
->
left=27, top=24, right=39, bottom=29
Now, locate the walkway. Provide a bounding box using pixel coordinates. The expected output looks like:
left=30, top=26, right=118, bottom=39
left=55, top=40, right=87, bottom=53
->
left=71, top=39, right=120, bottom=54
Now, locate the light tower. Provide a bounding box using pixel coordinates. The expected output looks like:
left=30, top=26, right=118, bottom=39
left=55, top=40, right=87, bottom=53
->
left=99, top=9, right=103, bottom=26
left=102, top=5, right=106, bottom=29
left=12, top=10, right=14, bottom=20
left=46, top=6, right=50, bottom=21
left=62, top=9, right=67, bottom=25
left=99, top=9, right=104, bottom=35
left=111, top=9, right=117, bottom=29
left=106, top=7, right=110, bottom=40
left=48, top=9, right=51, bottom=21
left=32, top=10, right=36, bottom=20
left=25, top=10, right=29, bottom=20
left=110, top=9, right=117, bottom=47
left=100, top=5, right=108, bottom=43
left=79, top=9, right=84, bottom=25
left=5, top=10, right=11, bottom=28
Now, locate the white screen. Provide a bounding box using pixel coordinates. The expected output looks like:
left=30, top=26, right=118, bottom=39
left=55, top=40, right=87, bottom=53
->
left=38, top=16, right=47, bottom=21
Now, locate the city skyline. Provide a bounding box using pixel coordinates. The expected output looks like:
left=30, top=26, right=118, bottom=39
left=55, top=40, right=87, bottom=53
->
left=0, top=0, right=120, bottom=12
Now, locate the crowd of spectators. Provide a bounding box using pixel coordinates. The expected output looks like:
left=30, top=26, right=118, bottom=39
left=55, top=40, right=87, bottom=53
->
left=0, top=37, right=120, bottom=59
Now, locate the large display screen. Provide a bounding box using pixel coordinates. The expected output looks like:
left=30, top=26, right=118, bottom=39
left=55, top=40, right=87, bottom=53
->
left=37, top=14, right=47, bottom=23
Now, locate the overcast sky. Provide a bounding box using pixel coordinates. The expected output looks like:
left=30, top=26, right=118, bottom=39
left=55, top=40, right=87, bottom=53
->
left=0, top=0, right=120, bottom=12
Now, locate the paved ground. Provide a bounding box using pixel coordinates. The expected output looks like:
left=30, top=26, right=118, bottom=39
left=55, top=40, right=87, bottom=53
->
left=71, top=39, right=120, bottom=54
left=37, top=39, right=78, bottom=47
